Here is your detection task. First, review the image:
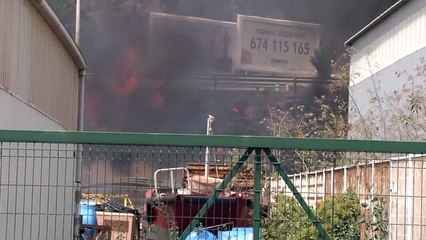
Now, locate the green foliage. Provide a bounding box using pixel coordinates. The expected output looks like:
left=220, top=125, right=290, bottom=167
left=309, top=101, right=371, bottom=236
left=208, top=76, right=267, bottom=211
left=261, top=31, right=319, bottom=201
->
left=262, top=79, right=348, bottom=139
left=262, top=189, right=360, bottom=240
left=310, top=40, right=337, bottom=80
left=350, top=58, right=426, bottom=140
left=262, top=196, right=312, bottom=240
left=316, top=189, right=361, bottom=240
left=359, top=195, right=388, bottom=240
left=262, top=93, right=348, bottom=172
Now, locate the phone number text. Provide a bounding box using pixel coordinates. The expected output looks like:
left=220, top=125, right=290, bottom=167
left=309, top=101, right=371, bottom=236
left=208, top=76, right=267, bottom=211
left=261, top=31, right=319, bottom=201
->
left=249, top=37, right=310, bottom=55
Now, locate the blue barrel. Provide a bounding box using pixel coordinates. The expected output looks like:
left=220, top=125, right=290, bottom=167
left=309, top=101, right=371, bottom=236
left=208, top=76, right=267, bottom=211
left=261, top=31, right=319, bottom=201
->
left=232, top=227, right=253, bottom=238
left=218, top=227, right=259, bottom=240
left=80, top=203, right=97, bottom=239
left=185, top=229, right=215, bottom=240
left=217, top=230, right=237, bottom=240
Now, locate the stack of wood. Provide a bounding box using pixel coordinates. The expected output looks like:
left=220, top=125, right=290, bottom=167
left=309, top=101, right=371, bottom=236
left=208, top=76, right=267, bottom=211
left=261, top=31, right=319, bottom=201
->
left=186, top=163, right=255, bottom=191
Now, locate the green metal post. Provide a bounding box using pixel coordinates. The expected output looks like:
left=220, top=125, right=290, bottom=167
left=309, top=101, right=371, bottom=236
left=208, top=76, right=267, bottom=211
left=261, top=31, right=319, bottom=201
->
left=263, top=148, right=331, bottom=240
left=179, top=148, right=255, bottom=240
left=253, top=149, right=263, bottom=240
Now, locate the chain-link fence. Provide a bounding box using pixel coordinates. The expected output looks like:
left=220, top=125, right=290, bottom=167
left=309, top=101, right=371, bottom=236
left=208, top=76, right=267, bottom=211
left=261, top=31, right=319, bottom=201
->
left=1, top=130, right=426, bottom=239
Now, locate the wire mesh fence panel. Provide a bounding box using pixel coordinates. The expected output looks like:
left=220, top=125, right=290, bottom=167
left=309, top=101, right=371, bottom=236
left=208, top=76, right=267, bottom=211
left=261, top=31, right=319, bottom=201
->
left=1, top=131, right=426, bottom=240
left=0, top=142, right=76, bottom=240
left=262, top=150, right=426, bottom=240
left=80, top=145, right=261, bottom=240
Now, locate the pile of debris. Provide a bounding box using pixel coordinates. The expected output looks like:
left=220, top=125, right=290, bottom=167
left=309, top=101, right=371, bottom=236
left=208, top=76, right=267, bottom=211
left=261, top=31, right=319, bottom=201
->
left=186, top=163, right=255, bottom=192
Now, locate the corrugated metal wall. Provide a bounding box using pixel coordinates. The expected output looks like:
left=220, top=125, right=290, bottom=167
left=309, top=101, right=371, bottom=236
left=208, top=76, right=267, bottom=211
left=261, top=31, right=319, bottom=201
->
left=0, top=0, right=79, bottom=130
left=350, top=1, right=426, bottom=85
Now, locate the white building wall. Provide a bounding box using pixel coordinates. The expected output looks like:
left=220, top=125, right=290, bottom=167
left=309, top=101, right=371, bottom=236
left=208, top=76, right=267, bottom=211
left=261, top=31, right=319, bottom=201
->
left=0, top=142, right=76, bottom=240
left=0, top=0, right=83, bottom=239
left=350, top=0, right=426, bottom=85
left=0, top=90, right=76, bottom=240
left=346, top=1, right=426, bottom=238
left=0, top=88, right=68, bottom=130
left=0, top=0, right=82, bottom=130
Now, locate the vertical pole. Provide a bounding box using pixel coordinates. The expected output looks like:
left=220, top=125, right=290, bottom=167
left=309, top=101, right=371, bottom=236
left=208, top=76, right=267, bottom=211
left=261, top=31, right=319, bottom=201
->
left=371, top=160, right=375, bottom=195
left=264, top=148, right=330, bottom=240
left=406, top=157, right=414, bottom=240
left=253, top=149, right=262, bottom=240
left=389, top=160, right=393, bottom=237
left=75, top=0, right=81, bottom=45
left=74, top=2, right=82, bottom=237
left=331, top=158, right=336, bottom=240
left=170, top=171, right=175, bottom=193
left=343, top=167, right=347, bottom=192
left=323, top=169, right=326, bottom=200
left=299, top=173, right=303, bottom=195
left=205, top=115, right=214, bottom=177
left=306, top=172, right=310, bottom=206
left=356, top=164, right=360, bottom=195
left=74, top=71, right=85, bottom=240
left=314, top=171, right=318, bottom=206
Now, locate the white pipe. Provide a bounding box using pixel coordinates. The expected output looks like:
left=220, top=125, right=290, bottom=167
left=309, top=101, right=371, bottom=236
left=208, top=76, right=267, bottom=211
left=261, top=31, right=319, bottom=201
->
left=73, top=1, right=83, bottom=238
left=74, top=69, right=85, bottom=240
left=75, top=0, right=81, bottom=45
left=30, top=0, right=86, bottom=69
left=77, top=70, right=85, bottom=131
left=170, top=171, right=175, bottom=194
left=204, top=115, right=215, bottom=177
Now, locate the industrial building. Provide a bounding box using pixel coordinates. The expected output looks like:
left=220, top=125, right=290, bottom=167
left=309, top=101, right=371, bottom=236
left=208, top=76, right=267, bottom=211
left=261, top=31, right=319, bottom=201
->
left=0, top=1, right=86, bottom=239
left=346, top=0, right=426, bottom=118
left=346, top=0, right=426, bottom=239
left=0, top=0, right=86, bottom=130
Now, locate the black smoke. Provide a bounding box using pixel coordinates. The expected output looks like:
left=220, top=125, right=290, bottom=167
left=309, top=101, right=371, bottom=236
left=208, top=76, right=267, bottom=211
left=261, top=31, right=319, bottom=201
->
left=48, top=0, right=397, bottom=135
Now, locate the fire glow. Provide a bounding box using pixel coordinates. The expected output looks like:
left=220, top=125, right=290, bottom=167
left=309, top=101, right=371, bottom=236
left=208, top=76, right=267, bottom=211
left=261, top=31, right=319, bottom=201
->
left=113, top=49, right=140, bottom=96
left=152, top=80, right=165, bottom=109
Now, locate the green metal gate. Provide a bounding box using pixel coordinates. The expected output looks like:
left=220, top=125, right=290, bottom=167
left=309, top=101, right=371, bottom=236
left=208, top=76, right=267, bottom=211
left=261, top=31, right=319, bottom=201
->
left=1, top=130, right=426, bottom=240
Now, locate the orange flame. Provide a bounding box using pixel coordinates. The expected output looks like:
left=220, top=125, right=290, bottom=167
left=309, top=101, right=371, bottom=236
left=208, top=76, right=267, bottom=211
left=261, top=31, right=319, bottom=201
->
left=84, top=95, right=104, bottom=130
left=152, top=79, right=165, bottom=109
left=114, top=49, right=140, bottom=96
left=231, top=106, right=239, bottom=113
left=85, top=96, right=99, bottom=121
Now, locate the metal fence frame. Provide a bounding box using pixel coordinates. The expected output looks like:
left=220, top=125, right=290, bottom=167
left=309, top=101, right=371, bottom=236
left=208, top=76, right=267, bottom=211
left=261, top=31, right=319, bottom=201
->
left=1, top=130, right=426, bottom=153
left=1, top=130, right=426, bottom=240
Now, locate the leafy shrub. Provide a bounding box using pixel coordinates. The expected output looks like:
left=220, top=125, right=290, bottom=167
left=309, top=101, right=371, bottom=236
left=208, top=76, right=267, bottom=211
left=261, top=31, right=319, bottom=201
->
left=315, top=189, right=361, bottom=239
left=359, top=195, right=388, bottom=240
left=262, top=196, right=312, bottom=240
left=262, top=189, right=360, bottom=240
